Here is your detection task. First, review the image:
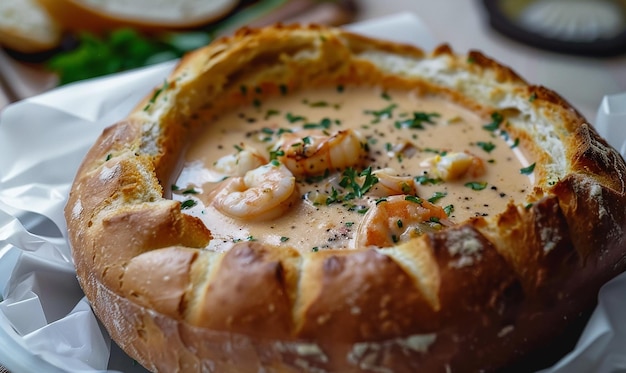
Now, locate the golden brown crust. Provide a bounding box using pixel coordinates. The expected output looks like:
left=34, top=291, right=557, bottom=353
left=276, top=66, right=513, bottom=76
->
left=65, top=24, right=626, bottom=372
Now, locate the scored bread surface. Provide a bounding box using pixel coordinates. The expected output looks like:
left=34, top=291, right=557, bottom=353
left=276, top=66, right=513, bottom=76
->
left=65, top=24, right=626, bottom=372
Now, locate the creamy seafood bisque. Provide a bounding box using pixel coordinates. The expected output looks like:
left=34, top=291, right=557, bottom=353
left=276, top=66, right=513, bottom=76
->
left=174, top=85, right=534, bottom=253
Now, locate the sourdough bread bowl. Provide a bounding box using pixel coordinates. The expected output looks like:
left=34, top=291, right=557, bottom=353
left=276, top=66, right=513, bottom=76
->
left=64, top=24, right=626, bottom=372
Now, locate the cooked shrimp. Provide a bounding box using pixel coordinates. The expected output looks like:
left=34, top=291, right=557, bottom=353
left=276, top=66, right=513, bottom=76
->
left=420, top=151, right=485, bottom=181
left=211, top=161, right=297, bottom=221
left=274, top=129, right=369, bottom=177
left=368, top=168, right=418, bottom=197
left=356, top=195, right=452, bottom=248
left=213, top=147, right=267, bottom=177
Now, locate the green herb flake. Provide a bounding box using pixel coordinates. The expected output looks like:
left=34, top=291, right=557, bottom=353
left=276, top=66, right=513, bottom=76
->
left=520, top=163, right=536, bottom=175
left=286, top=112, right=305, bottom=123
left=144, top=80, right=169, bottom=110
left=270, top=150, right=285, bottom=161
left=465, top=181, right=488, bottom=191
left=428, top=191, right=447, bottom=203
left=405, top=195, right=423, bottom=204
left=483, top=112, right=504, bottom=132
left=396, top=219, right=403, bottom=228
left=180, top=199, right=197, bottom=209
left=443, top=204, right=454, bottom=216
left=105, top=153, right=112, bottom=161
left=510, top=138, right=520, bottom=148
left=476, top=141, right=496, bottom=153
left=312, top=247, right=319, bottom=252
left=280, top=236, right=290, bottom=242
left=394, top=111, right=440, bottom=130
left=303, top=117, right=332, bottom=130
left=264, top=109, right=280, bottom=120
left=336, top=85, right=344, bottom=93
left=415, top=175, right=442, bottom=185
left=364, top=104, right=397, bottom=123
left=529, top=92, right=538, bottom=102
left=339, top=167, right=379, bottom=199
left=182, top=188, right=199, bottom=195
left=309, top=101, right=329, bottom=107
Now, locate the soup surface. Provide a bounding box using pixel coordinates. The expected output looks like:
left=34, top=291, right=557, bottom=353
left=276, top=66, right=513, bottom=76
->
left=174, top=85, right=534, bottom=253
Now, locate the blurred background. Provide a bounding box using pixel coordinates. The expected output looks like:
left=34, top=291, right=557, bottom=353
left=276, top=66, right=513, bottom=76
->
left=0, top=0, right=625, bottom=120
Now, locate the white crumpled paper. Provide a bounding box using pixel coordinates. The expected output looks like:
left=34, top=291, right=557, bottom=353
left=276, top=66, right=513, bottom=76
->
left=0, top=12, right=625, bottom=373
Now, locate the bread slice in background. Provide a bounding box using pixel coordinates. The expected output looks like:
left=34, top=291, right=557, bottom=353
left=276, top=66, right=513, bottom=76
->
left=0, top=0, right=62, bottom=53
left=37, top=0, right=241, bottom=33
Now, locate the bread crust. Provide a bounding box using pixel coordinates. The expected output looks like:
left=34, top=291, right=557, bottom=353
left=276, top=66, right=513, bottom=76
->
left=65, top=24, right=626, bottom=372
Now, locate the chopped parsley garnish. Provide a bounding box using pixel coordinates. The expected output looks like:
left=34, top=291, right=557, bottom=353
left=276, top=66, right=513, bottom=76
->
left=180, top=199, right=197, bottom=209
left=510, top=138, right=520, bottom=148
left=394, top=112, right=440, bottom=130
left=415, top=175, right=443, bottom=185
left=520, top=163, right=536, bottom=175
left=143, top=80, right=169, bottom=111
left=476, top=141, right=496, bottom=153
left=428, top=191, right=447, bottom=203
left=364, top=104, right=397, bottom=123
left=286, top=112, right=305, bottom=123
left=443, top=204, right=454, bottom=216
left=483, top=112, right=503, bottom=132
left=308, top=101, right=330, bottom=107
left=339, top=167, right=379, bottom=199
left=303, top=117, right=333, bottom=130
left=269, top=149, right=285, bottom=160
left=280, top=236, right=290, bottom=242
left=105, top=153, right=112, bottom=161
left=405, top=195, right=423, bottom=204
left=465, top=181, right=488, bottom=191
left=529, top=92, right=537, bottom=102
left=264, top=109, right=280, bottom=119
left=396, top=219, right=403, bottom=228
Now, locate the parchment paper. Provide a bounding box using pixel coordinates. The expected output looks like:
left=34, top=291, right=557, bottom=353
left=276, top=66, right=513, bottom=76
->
left=0, top=12, right=624, bottom=373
